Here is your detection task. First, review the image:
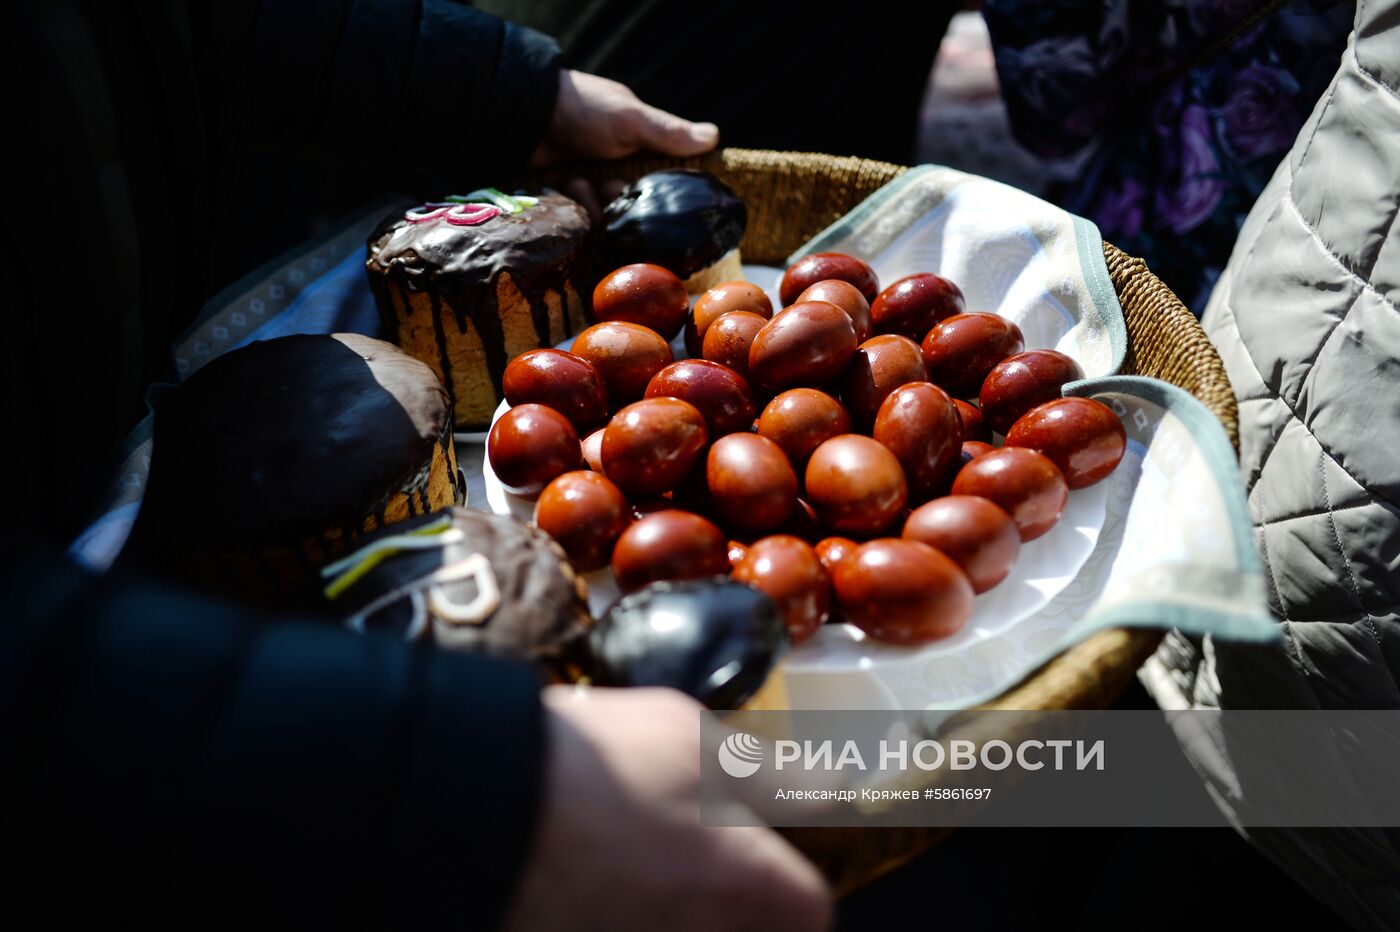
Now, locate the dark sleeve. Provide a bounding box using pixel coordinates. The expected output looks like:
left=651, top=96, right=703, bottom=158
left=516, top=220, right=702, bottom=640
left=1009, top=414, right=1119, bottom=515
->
left=231, top=0, right=561, bottom=178
left=2, top=547, right=545, bottom=929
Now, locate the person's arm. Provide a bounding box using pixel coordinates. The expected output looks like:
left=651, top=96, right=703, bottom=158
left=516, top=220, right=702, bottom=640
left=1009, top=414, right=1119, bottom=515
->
left=219, top=0, right=716, bottom=178
left=3, top=548, right=830, bottom=930
left=3, top=548, right=544, bottom=928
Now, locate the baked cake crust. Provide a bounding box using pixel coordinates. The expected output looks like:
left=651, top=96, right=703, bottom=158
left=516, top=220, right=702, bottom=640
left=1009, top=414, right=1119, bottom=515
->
left=366, top=191, right=593, bottom=430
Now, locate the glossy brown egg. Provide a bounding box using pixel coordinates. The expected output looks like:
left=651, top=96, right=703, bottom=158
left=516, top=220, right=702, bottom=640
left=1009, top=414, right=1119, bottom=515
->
left=953, top=398, right=990, bottom=443
left=873, top=382, right=962, bottom=502
left=870, top=273, right=965, bottom=341
left=959, top=440, right=995, bottom=467
left=705, top=433, right=798, bottom=534
left=487, top=404, right=582, bottom=498
left=815, top=536, right=860, bottom=577
left=832, top=539, right=974, bottom=644
left=748, top=301, right=858, bottom=390
left=581, top=428, right=606, bottom=473
left=921, top=313, right=1025, bottom=398
left=602, top=398, right=708, bottom=497
left=1004, top=397, right=1127, bottom=489
left=645, top=359, right=756, bottom=438
left=732, top=535, right=831, bottom=644
left=841, top=334, right=928, bottom=430
left=804, top=434, right=908, bottom=537
left=611, top=510, right=730, bottom=592
left=502, top=349, right=609, bottom=434
left=701, top=311, right=768, bottom=384
left=756, top=388, right=852, bottom=473
left=979, top=349, right=1084, bottom=435
left=534, top=471, right=631, bottom=571
left=797, top=280, right=874, bottom=342
left=951, top=447, right=1068, bottom=541
left=592, top=263, right=690, bottom=341
left=686, top=281, right=773, bottom=356
left=779, top=252, right=880, bottom=305
left=903, top=495, right=1020, bottom=594
left=572, top=321, right=674, bottom=405
left=727, top=539, right=750, bottom=569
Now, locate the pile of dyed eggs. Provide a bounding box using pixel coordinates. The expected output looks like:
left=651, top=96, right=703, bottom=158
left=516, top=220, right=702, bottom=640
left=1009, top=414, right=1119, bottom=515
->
left=488, top=253, right=1127, bottom=648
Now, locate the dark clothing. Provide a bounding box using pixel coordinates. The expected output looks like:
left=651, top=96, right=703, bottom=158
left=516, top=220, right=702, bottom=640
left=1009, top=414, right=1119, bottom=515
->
left=474, top=0, right=958, bottom=166
left=5, top=1, right=561, bottom=926
left=6, top=0, right=559, bottom=540
left=2, top=546, right=546, bottom=929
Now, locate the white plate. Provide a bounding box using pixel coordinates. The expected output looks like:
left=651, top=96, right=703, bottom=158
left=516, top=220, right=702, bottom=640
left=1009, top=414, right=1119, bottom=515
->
left=478, top=255, right=1108, bottom=710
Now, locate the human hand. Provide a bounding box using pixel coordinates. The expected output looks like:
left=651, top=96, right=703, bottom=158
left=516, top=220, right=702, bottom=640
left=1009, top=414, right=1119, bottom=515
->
left=530, top=70, right=720, bottom=166
left=503, top=686, right=832, bottom=932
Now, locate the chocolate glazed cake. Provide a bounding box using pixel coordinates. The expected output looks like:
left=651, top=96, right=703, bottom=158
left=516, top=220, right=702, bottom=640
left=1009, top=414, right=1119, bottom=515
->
left=320, top=508, right=592, bottom=677
left=601, top=169, right=747, bottom=294
left=127, top=333, right=463, bottom=605
left=366, top=189, right=593, bottom=431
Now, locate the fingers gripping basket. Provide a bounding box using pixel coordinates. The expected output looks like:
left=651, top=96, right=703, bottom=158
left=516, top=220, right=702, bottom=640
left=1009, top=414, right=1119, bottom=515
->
left=531, top=148, right=1238, bottom=893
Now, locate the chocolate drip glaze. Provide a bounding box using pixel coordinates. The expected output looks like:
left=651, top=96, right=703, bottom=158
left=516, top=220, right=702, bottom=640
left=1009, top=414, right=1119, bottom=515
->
left=366, top=192, right=592, bottom=398
left=324, top=507, right=592, bottom=671
left=601, top=170, right=747, bottom=279
left=133, top=333, right=451, bottom=547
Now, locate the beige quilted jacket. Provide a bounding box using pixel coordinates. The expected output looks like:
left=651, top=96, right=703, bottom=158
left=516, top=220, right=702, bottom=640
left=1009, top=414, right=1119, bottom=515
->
left=1141, top=1, right=1400, bottom=926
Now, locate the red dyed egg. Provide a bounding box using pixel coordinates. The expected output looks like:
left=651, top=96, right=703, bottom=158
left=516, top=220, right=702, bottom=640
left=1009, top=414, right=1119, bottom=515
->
left=701, top=311, right=768, bottom=385
left=686, top=281, right=773, bottom=356
left=903, top=495, right=1020, bottom=593
left=487, top=404, right=582, bottom=498
left=581, top=427, right=606, bottom=473
left=870, top=273, right=965, bottom=341
left=572, top=321, right=674, bottom=405
left=951, top=447, right=1068, bottom=542
left=1004, top=396, right=1126, bottom=489
left=732, top=535, right=831, bottom=644
left=756, top=388, right=852, bottom=472
left=814, top=536, right=860, bottom=577
left=593, top=263, right=690, bottom=341
left=706, top=433, right=799, bottom=534
left=841, top=334, right=928, bottom=430
left=602, top=397, right=708, bottom=497
left=872, top=382, right=962, bottom=502
left=645, top=359, right=755, bottom=438
left=611, top=510, right=730, bottom=592
left=780, top=252, right=880, bottom=306
left=832, top=539, right=974, bottom=644
left=797, top=279, right=874, bottom=342
left=503, top=349, right=609, bottom=434
left=921, top=313, right=1024, bottom=398
left=979, top=349, right=1084, bottom=435
left=748, top=301, right=858, bottom=390
left=959, top=440, right=995, bottom=468
left=804, top=435, right=908, bottom=537
left=534, top=471, right=631, bottom=571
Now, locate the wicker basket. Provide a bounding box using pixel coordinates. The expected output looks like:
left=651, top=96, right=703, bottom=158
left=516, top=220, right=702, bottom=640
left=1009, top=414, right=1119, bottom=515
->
left=529, top=147, right=1238, bottom=893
